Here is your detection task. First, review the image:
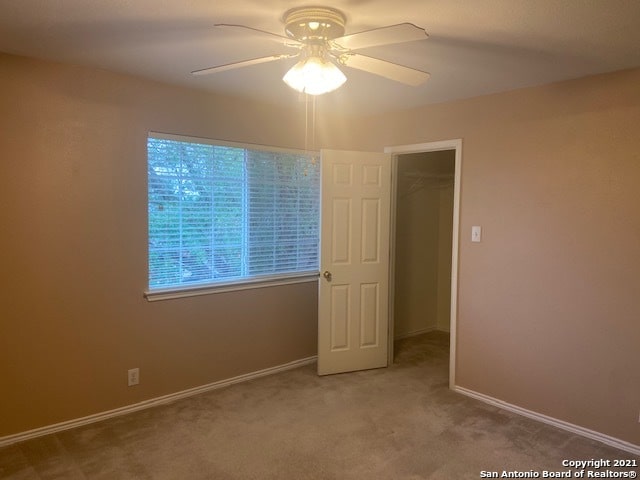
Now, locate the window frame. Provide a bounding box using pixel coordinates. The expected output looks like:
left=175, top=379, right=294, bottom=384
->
left=144, top=132, right=320, bottom=302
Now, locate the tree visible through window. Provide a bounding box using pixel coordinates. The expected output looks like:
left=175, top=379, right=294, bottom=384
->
left=147, top=135, right=320, bottom=290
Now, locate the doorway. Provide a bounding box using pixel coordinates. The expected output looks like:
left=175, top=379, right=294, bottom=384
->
left=386, top=140, right=461, bottom=387
left=394, top=150, right=455, bottom=336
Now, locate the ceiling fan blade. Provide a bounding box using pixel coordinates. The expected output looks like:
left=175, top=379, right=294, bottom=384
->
left=331, top=23, right=428, bottom=51
left=192, top=53, right=296, bottom=76
left=213, top=24, right=302, bottom=47
left=340, top=53, right=430, bottom=86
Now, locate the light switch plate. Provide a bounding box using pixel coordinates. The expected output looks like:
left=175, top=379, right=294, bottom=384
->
left=472, top=226, right=482, bottom=242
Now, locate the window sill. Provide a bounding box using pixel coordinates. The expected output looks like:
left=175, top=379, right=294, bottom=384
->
left=144, top=272, right=320, bottom=302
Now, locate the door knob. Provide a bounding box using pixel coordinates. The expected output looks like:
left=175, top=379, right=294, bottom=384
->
left=323, top=271, right=332, bottom=281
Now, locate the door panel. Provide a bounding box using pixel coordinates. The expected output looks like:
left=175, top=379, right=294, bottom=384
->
left=318, top=149, right=391, bottom=375
left=361, top=198, right=381, bottom=263
left=360, top=283, right=379, bottom=347
left=331, top=199, right=352, bottom=264
left=330, top=284, right=351, bottom=351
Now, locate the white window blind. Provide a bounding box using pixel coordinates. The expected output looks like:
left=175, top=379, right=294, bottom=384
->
left=147, top=134, right=320, bottom=292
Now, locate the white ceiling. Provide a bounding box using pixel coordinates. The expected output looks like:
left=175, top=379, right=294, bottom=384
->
left=1, top=0, right=639, bottom=114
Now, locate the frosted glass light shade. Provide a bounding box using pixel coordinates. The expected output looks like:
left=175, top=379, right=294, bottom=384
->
left=283, top=56, right=346, bottom=95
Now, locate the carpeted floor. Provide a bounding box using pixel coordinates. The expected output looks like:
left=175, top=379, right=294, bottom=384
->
left=1, top=331, right=637, bottom=479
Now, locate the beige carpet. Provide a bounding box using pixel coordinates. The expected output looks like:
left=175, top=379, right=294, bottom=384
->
left=1, top=331, right=637, bottom=479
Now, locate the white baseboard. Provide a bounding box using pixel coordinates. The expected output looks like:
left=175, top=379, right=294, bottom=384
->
left=0, top=355, right=317, bottom=448
left=394, top=326, right=438, bottom=340
left=454, top=386, right=640, bottom=456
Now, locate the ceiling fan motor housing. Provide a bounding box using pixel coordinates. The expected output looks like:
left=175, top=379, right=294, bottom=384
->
left=283, top=6, right=346, bottom=43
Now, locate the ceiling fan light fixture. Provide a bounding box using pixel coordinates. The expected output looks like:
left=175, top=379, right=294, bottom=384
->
left=283, top=55, right=346, bottom=95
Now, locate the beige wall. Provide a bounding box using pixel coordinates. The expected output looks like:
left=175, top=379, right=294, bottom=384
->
left=319, top=68, right=640, bottom=445
left=0, top=53, right=318, bottom=437
left=2, top=50, right=639, bottom=448
left=436, top=185, right=454, bottom=332
left=394, top=179, right=440, bottom=337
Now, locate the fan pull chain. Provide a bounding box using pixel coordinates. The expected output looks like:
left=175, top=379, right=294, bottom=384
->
left=304, top=92, right=309, bottom=154
left=312, top=95, right=317, bottom=163
left=304, top=94, right=319, bottom=165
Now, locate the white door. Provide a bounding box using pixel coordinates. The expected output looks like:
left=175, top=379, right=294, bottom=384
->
left=318, top=149, right=391, bottom=375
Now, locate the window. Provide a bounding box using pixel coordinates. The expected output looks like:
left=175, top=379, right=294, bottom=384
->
left=147, top=133, right=320, bottom=297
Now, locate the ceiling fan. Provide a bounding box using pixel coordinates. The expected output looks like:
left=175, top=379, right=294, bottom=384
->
left=192, top=6, right=430, bottom=95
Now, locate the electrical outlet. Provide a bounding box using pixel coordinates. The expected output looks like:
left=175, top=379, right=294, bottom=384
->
left=128, top=368, right=139, bottom=387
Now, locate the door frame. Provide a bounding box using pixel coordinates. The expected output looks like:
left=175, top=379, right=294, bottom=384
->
left=384, top=139, right=462, bottom=388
